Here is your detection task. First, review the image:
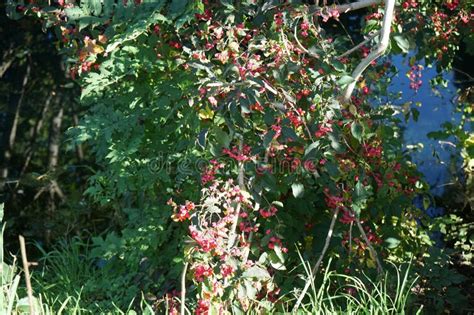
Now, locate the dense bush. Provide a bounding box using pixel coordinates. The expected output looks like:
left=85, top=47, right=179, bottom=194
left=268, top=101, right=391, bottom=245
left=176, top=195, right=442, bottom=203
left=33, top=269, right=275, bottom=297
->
left=2, top=0, right=473, bottom=313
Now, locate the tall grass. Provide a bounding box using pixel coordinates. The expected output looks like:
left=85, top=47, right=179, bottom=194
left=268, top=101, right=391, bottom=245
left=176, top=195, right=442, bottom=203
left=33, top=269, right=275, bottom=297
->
left=1, top=203, right=83, bottom=314
left=292, top=253, right=423, bottom=314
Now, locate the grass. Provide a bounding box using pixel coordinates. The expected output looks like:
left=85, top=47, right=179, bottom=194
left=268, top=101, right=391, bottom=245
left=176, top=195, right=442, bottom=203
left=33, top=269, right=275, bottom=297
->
left=292, top=256, right=423, bottom=314
left=2, top=203, right=423, bottom=314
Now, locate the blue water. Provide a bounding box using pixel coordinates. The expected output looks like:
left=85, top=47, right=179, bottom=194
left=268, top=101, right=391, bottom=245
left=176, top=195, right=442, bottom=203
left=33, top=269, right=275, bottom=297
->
left=385, top=54, right=463, bottom=196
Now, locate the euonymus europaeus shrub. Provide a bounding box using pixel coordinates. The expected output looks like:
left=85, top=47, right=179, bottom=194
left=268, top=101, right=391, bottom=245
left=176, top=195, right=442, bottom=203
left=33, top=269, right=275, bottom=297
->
left=7, top=0, right=472, bottom=312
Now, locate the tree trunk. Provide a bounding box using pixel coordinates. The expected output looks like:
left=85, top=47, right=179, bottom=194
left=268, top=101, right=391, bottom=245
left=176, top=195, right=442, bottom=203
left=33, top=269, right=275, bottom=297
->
left=0, top=58, right=31, bottom=193
left=19, top=91, right=54, bottom=177
left=71, top=101, right=84, bottom=162
left=45, top=97, right=65, bottom=245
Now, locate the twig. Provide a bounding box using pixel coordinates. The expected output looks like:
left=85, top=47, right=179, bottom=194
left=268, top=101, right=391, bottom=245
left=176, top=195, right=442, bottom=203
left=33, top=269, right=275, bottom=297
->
left=293, top=19, right=318, bottom=59
left=337, top=31, right=381, bottom=59
left=293, top=207, right=340, bottom=312
left=342, top=0, right=396, bottom=102
left=355, top=218, right=384, bottom=275
left=227, top=136, right=245, bottom=251
left=180, top=261, right=189, bottom=315
left=19, top=235, right=35, bottom=315
left=311, top=0, right=382, bottom=15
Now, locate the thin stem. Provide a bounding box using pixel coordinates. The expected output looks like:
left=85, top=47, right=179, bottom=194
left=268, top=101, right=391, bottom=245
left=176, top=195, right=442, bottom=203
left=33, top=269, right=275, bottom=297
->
left=180, top=261, right=189, bottom=315
left=337, top=31, right=381, bottom=59
left=293, top=207, right=340, bottom=312
left=227, top=136, right=245, bottom=251
left=355, top=218, right=384, bottom=275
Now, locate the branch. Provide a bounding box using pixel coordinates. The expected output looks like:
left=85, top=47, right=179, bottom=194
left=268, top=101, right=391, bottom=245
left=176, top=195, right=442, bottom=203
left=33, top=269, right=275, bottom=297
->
left=19, top=235, right=35, bottom=315
left=227, top=136, right=246, bottom=251
left=337, top=31, right=381, bottom=59
left=311, top=0, right=382, bottom=15
left=342, top=0, right=396, bottom=102
left=180, top=261, right=189, bottom=315
left=19, top=92, right=54, bottom=177
left=355, top=218, right=384, bottom=275
left=293, top=207, right=340, bottom=312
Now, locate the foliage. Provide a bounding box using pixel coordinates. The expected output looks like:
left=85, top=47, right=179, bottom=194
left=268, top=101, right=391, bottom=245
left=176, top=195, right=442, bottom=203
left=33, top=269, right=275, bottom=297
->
left=4, top=0, right=473, bottom=313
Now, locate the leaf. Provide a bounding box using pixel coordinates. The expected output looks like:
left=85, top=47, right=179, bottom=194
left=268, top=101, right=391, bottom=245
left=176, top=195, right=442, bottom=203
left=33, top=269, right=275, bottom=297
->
left=337, top=75, right=355, bottom=87
left=291, top=183, right=304, bottom=198
left=351, top=122, right=363, bottom=142
left=87, top=0, right=102, bottom=15
left=281, top=126, right=298, bottom=141
left=263, top=130, right=276, bottom=147
left=169, top=0, right=188, bottom=17
left=64, top=7, right=89, bottom=20
left=427, top=131, right=449, bottom=140
left=269, top=252, right=286, bottom=270
left=352, top=182, right=372, bottom=217
left=332, top=60, right=346, bottom=72
left=385, top=237, right=401, bottom=249
left=411, top=108, right=420, bottom=122
left=272, top=201, right=283, bottom=208
left=304, top=141, right=319, bottom=157
left=244, top=280, right=257, bottom=299
left=393, top=35, right=410, bottom=53
left=258, top=252, right=268, bottom=264
left=273, top=245, right=285, bottom=263
left=242, top=265, right=271, bottom=279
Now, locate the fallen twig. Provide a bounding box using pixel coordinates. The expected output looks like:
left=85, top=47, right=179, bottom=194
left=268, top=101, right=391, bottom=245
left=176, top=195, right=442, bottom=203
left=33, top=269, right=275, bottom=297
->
left=19, top=235, right=35, bottom=315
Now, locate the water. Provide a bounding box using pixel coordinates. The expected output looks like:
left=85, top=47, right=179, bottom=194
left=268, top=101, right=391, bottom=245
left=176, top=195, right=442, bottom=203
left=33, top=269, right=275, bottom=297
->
left=385, top=54, right=464, bottom=196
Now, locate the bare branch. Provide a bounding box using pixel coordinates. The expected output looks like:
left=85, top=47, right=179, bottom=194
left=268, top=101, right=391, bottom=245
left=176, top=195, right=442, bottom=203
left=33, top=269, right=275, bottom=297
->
left=311, top=0, right=382, bottom=14
left=337, top=31, right=381, bottom=59
left=342, top=0, right=396, bottom=102
left=355, top=218, right=384, bottom=274
left=180, top=262, right=189, bottom=315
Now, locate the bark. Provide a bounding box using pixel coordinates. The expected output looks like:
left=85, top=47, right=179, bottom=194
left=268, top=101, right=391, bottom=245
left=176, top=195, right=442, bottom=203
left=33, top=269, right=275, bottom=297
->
left=45, top=98, right=65, bottom=245
left=0, top=58, right=31, bottom=192
left=0, top=46, right=15, bottom=79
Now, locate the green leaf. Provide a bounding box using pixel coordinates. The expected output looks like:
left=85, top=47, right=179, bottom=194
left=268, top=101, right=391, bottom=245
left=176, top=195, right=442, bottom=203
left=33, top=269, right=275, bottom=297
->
left=64, top=7, right=89, bottom=20
left=351, top=122, right=363, bottom=142
left=393, top=35, right=410, bottom=53
left=169, top=0, right=188, bottom=17
left=291, top=183, right=304, bottom=198
left=411, top=108, right=420, bottom=122
left=263, top=130, right=276, bottom=147
left=282, top=126, right=298, bottom=141
left=332, top=60, right=346, bottom=72
left=273, top=245, right=285, bottom=263
left=304, top=141, right=319, bottom=157
left=197, top=129, right=208, bottom=149
left=272, top=201, right=283, bottom=208
left=352, top=182, right=372, bottom=216
left=337, top=75, right=355, bottom=87
left=269, top=252, right=286, bottom=270
left=385, top=237, right=401, bottom=249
